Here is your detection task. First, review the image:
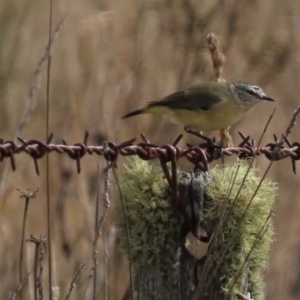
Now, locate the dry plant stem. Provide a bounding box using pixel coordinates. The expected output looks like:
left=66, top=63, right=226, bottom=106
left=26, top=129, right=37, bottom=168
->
left=215, top=108, right=275, bottom=242
left=104, top=227, right=108, bottom=300
left=279, top=106, right=300, bottom=142
left=226, top=107, right=298, bottom=297
left=46, top=1, right=53, bottom=299
left=16, top=188, right=39, bottom=300
left=8, top=273, right=31, bottom=300
left=226, top=227, right=270, bottom=299
left=112, top=165, right=134, bottom=300
left=34, top=243, right=38, bottom=300
left=27, top=235, right=46, bottom=300
left=238, top=106, right=293, bottom=227
left=220, top=127, right=233, bottom=147
left=102, top=167, right=110, bottom=300
left=211, top=109, right=275, bottom=279
left=193, top=109, right=275, bottom=299
left=33, top=242, right=39, bottom=300
left=206, top=32, right=230, bottom=147
left=226, top=211, right=273, bottom=299
left=37, top=238, right=46, bottom=300
left=98, top=163, right=111, bottom=299
left=65, top=263, right=85, bottom=300
left=206, top=32, right=225, bottom=82
left=88, top=161, right=111, bottom=300
left=0, top=17, right=66, bottom=198
left=223, top=108, right=276, bottom=224
left=198, top=164, right=241, bottom=288
left=17, top=16, right=66, bottom=136
left=98, top=163, right=111, bottom=237
left=19, top=197, right=29, bottom=300
left=92, top=164, right=101, bottom=300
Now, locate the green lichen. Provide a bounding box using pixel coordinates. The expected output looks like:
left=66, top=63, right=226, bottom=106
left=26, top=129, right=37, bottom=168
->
left=116, top=156, right=180, bottom=272
left=203, top=159, right=277, bottom=299
left=116, top=157, right=277, bottom=299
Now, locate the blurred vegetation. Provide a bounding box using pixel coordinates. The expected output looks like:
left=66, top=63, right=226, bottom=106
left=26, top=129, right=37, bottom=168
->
left=0, top=0, right=300, bottom=299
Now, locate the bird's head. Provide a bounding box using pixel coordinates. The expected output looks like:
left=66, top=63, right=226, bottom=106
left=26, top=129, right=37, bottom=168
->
left=230, top=82, right=274, bottom=105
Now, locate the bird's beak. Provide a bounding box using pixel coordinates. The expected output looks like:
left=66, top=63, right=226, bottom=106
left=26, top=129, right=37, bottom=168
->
left=262, top=95, right=274, bottom=101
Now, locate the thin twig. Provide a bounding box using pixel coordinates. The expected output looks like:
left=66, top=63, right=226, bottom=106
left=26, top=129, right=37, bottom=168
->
left=102, top=165, right=111, bottom=300
left=112, top=166, right=134, bottom=300
left=19, top=196, right=29, bottom=300
left=46, top=1, right=53, bottom=299
left=37, top=237, right=46, bottom=300
left=193, top=109, right=275, bottom=299
left=98, top=161, right=111, bottom=237
left=0, top=17, right=67, bottom=198
left=36, top=237, right=46, bottom=300
left=18, top=16, right=67, bottom=136
left=26, top=235, right=46, bottom=300
left=8, top=273, right=31, bottom=300
left=226, top=210, right=273, bottom=299
left=88, top=161, right=111, bottom=300
left=239, top=106, right=297, bottom=226
left=92, top=164, right=101, bottom=300
left=224, top=108, right=276, bottom=225
left=225, top=107, right=299, bottom=298
left=16, top=188, right=39, bottom=300
left=65, top=263, right=86, bottom=300
left=104, top=226, right=108, bottom=300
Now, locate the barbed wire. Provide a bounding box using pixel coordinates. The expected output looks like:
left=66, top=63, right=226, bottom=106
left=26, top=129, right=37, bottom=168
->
left=0, top=131, right=299, bottom=175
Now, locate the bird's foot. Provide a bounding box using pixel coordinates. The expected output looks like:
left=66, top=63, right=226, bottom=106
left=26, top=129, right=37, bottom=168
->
left=184, top=126, right=234, bottom=148
left=184, top=125, right=219, bottom=147
left=184, top=125, right=203, bottom=138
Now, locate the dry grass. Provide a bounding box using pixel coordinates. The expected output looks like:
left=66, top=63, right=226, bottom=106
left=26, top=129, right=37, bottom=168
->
left=1, top=1, right=300, bottom=299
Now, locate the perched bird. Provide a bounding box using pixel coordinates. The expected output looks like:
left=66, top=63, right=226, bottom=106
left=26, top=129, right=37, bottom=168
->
left=122, top=81, right=274, bottom=131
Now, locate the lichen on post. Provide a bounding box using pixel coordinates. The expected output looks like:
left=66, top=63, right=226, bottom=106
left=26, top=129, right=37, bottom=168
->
left=116, top=157, right=277, bottom=300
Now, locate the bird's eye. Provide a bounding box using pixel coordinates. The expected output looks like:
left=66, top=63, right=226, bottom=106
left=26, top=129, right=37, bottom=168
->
left=247, top=90, right=256, bottom=96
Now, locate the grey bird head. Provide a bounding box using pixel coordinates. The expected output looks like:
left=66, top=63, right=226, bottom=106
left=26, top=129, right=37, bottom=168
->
left=230, top=82, right=274, bottom=104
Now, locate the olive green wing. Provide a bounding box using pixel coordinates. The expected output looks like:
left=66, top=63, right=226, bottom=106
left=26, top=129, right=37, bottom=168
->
left=148, top=88, right=222, bottom=111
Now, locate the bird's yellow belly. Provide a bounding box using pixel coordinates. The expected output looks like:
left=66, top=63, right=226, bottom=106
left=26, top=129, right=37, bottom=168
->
left=150, top=104, right=250, bottom=131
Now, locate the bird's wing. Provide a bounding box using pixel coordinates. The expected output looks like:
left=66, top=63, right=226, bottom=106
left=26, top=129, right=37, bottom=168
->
left=148, top=89, right=222, bottom=111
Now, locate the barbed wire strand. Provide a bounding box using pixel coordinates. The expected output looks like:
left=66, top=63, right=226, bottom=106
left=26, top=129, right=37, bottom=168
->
left=0, top=130, right=299, bottom=176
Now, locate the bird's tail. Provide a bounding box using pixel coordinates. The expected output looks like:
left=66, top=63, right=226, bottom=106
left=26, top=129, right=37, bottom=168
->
left=122, top=109, right=144, bottom=119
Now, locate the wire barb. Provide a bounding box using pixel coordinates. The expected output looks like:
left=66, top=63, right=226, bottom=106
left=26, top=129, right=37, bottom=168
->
left=1, top=131, right=300, bottom=175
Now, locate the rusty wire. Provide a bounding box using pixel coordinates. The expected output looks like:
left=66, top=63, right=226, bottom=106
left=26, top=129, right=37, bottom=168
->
left=0, top=131, right=299, bottom=175
left=2, top=130, right=300, bottom=242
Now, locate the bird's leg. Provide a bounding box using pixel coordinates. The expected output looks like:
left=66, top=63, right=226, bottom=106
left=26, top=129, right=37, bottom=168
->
left=184, top=125, right=224, bottom=162
left=184, top=125, right=218, bottom=146
left=184, top=125, right=203, bottom=138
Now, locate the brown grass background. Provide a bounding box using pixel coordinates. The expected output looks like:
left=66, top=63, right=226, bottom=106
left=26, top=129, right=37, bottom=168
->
left=1, top=0, right=300, bottom=299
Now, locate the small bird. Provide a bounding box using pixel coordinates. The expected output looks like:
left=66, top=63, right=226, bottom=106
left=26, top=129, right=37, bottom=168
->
left=122, top=81, right=274, bottom=131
